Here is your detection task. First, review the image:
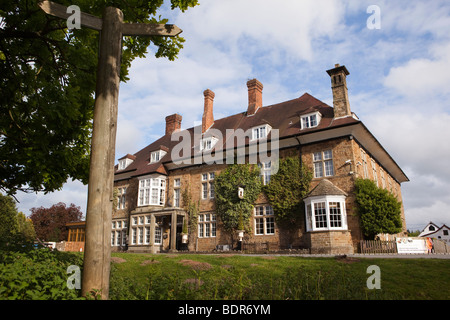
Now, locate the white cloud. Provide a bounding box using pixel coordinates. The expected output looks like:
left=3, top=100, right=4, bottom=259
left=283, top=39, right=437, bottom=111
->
left=384, top=43, right=450, bottom=98
left=177, top=0, right=346, bottom=61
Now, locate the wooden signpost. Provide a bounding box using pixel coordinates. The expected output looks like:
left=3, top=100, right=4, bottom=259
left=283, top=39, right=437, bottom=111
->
left=38, top=1, right=182, bottom=299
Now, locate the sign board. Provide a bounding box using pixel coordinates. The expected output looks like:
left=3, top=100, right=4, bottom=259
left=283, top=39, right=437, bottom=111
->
left=396, top=237, right=429, bottom=254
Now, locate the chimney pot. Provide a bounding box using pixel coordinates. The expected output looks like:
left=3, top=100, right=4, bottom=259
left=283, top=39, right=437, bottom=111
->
left=165, top=113, right=182, bottom=135
left=202, top=89, right=215, bottom=133
left=246, top=78, right=263, bottom=116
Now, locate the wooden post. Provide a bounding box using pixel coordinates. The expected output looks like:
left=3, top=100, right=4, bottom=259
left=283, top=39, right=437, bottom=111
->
left=38, top=1, right=182, bottom=300
left=82, top=6, right=123, bottom=300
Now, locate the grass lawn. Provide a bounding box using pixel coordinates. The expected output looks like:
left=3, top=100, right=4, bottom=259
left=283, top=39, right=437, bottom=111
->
left=109, top=253, right=450, bottom=300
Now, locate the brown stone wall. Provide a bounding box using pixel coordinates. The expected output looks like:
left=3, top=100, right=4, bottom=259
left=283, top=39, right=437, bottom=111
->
left=306, top=230, right=354, bottom=254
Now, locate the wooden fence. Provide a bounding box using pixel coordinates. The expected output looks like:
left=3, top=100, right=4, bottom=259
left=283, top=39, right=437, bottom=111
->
left=359, top=240, right=397, bottom=254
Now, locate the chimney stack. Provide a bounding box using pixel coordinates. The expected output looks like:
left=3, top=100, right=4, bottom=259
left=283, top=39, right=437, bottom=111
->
left=326, top=64, right=351, bottom=118
left=202, top=89, right=215, bottom=133
left=247, top=79, right=263, bottom=116
left=165, top=113, right=182, bottom=135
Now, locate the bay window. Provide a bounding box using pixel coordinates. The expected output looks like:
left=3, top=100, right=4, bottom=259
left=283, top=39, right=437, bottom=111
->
left=138, top=175, right=166, bottom=206
left=305, top=195, right=347, bottom=232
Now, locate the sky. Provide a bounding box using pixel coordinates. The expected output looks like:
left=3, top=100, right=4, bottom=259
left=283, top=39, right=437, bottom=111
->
left=14, top=0, right=450, bottom=232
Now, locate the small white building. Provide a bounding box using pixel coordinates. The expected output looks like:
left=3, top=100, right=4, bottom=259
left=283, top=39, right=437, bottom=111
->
left=419, top=222, right=450, bottom=243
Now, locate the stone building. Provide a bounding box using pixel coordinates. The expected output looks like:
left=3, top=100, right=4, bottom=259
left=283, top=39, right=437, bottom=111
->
left=112, top=64, right=409, bottom=254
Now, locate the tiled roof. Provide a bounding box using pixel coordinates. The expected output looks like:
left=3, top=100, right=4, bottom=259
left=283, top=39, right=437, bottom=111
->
left=306, top=179, right=348, bottom=197
left=114, top=93, right=359, bottom=179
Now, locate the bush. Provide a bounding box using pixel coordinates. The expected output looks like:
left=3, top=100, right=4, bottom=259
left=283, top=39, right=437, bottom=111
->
left=0, top=242, right=83, bottom=300
left=355, top=178, right=403, bottom=239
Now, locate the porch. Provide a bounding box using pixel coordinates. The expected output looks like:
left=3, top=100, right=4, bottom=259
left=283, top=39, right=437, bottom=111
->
left=127, top=208, right=187, bottom=253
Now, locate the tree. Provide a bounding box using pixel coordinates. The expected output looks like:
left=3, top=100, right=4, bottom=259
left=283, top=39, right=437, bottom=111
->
left=0, top=193, right=20, bottom=238
left=214, top=164, right=262, bottom=235
left=0, top=0, right=198, bottom=196
left=0, top=193, right=36, bottom=242
left=17, top=211, right=37, bottom=241
left=354, top=178, right=403, bottom=239
left=29, top=202, right=83, bottom=241
left=264, top=157, right=312, bottom=246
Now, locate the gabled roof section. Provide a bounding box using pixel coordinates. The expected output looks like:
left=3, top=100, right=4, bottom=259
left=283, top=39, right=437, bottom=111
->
left=306, top=179, right=348, bottom=198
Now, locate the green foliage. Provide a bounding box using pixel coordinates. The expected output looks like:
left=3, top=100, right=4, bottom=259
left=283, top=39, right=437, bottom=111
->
left=214, top=164, right=262, bottom=233
left=182, top=185, right=200, bottom=232
left=355, top=178, right=403, bottom=239
left=0, top=244, right=83, bottom=300
left=0, top=194, right=35, bottom=241
left=0, top=0, right=198, bottom=195
left=264, top=157, right=312, bottom=229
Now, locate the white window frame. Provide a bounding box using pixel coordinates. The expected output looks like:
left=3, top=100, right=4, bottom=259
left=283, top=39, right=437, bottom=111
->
left=300, top=112, right=322, bottom=130
left=197, top=213, right=217, bottom=238
left=200, top=136, right=218, bottom=151
left=201, top=172, right=215, bottom=200
left=251, top=124, right=271, bottom=141
left=313, top=150, right=334, bottom=178
left=138, top=175, right=166, bottom=206
left=254, top=205, right=275, bottom=235
left=118, top=158, right=133, bottom=170
left=111, top=219, right=127, bottom=246
left=258, top=161, right=272, bottom=185
left=304, top=195, right=347, bottom=232
left=150, top=150, right=167, bottom=164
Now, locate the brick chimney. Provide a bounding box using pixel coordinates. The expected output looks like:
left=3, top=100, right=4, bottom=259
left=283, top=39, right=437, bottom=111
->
left=202, top=89, right=215, bottom=133
left=165, top=113, right=182, bottom=135
left=247, top=78, right=263, bottom=116
left=326, top=64, right=351, bottom=118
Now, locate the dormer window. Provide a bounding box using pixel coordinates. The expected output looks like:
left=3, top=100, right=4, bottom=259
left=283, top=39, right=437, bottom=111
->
left=150, top=150, right=167, bottom=163
left=252, top=124, right=271, bottom=140
left=118, top=155, right=134, bottom=170
left=200, top=136, right=218, bottom=151
left=300, top=112, right=321, bottom=130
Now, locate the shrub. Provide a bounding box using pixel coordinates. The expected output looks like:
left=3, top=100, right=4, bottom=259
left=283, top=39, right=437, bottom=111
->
left=0, top=242, right=83, bottom=300
left=354, top=178, right=403, bottom=239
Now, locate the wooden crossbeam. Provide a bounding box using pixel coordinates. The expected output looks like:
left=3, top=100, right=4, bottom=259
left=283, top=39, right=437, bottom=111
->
left=38, top=1, right=182, bottom=36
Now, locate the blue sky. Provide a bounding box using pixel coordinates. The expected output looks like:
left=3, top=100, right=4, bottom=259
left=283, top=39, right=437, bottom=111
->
left=16, top=0, right=450, bottom=231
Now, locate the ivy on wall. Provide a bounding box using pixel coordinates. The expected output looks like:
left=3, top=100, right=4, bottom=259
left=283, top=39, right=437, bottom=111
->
left=264, top=157, right=313, bottom=230
left=354, top=178, right=403, bottom=239
left=214, top=164, right=262, bottom=234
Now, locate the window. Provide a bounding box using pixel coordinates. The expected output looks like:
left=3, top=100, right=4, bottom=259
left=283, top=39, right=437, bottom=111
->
left=138, top=176, right=166, bottom=206
left=254, top=205, right=275, bottom=235
left=111, top=219, right=127, bottom=246
left=150, top=150, right=167, bottom=163
left=116, top=187, right=127, bottom=210
left=443, top=230, right=449, bottom=236
left=154, top=226, right=162, bottom=245
left=304, top=196, right=347, bottom=231
left=258, top=161, right=272, bottom=185
left=198, top=213, right=216, bottom=238
left=200, top=137, right=218, bottom=151
left=173, top=178, right=181, bottom=207
left=300, top=112, right=321, bottom=130
left=380, top=168, right=386, bottom=189
left=251, top=124, right=271, bottom=140
left=371, top=159, right=378, bottom=187
left=118, top=157, right=133, bottom=170
left=313, top=150, right=334, bottom=178
left=360, top=149, right=369, bottom=179
left=201, top=172, right=215, bottom=199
